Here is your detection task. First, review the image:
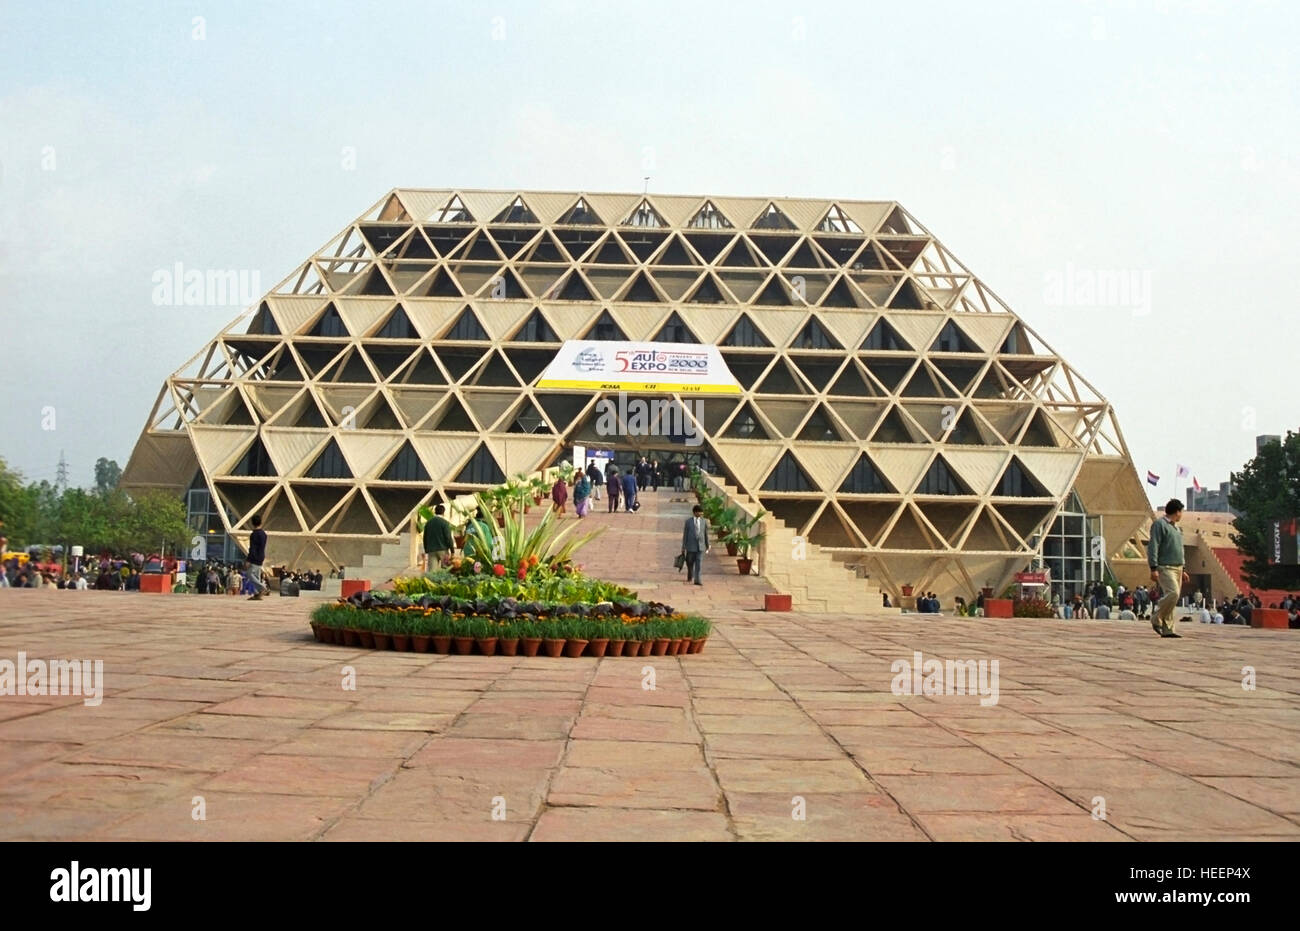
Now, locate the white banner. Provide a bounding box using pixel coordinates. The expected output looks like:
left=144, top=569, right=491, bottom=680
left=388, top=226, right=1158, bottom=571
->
left=537, top=341, right=741, bottom=394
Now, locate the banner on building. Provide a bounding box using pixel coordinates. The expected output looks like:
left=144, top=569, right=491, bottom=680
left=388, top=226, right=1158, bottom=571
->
left=1270, top=518, right=1299, bottom=565
left=537, top=341, right=741, bottom=394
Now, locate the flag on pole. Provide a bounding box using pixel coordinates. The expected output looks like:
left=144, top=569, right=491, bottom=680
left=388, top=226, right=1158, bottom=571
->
left=1193, top=476, right=1203, bottom=492
left=1147, top=470, right=1160, bottom=487
left=1176, top=464, right=1189, bottom=479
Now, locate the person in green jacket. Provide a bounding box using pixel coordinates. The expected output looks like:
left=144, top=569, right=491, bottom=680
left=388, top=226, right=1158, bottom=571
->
left=1148, top=499, right=1189, bottom=638
left=422, top=503, right=456, bottom=571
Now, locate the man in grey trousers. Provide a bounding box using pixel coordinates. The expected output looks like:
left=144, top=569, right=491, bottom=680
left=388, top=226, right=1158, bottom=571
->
left=1148, top=499, right=1189, bottom=638
left=681, top=504, right=710, bottom=586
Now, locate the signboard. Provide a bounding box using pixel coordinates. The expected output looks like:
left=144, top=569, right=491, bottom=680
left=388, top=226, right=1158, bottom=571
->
left=1269, top=518, right=1299, bottom=565
left=1014, top=570, right=1050, bottom=586
left=537, top=341, right=741, bottom=394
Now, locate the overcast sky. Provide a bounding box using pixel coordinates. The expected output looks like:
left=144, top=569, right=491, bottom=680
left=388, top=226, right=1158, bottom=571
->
left=1, top=0, right=1295, bottom=508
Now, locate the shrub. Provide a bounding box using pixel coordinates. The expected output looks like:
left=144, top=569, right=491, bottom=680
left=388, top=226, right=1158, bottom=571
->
left=1013, top=597, right=1055, bottom=618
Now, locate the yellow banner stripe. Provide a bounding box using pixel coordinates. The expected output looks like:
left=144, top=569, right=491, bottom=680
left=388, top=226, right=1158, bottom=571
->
left=536, top=379, right=741, bottom=394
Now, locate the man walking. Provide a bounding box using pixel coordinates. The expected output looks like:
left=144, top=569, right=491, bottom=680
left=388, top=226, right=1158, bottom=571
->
left=622, top=468, right=638, bottom=513
left=246, top=514, right=270, bottom=601
left=586, top=460, right=603, bottom=502
left=422, top=502, right=455, bottom=571
left=681, top=504, right=709, bottom=585
left=1148, top=499, right=1189, bottom=638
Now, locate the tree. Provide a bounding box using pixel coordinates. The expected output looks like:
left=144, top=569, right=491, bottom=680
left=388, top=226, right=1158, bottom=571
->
left=1229, top=431, right=1300, bottom=591
left=94, top=458, right=123, bottom=496
left=0, top=458, right=37, bottom=546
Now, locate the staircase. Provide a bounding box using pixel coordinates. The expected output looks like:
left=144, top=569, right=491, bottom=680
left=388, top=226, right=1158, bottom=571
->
left=321, top=532, right=418, bottom=596
left=704, top=475, right=898, bottom=615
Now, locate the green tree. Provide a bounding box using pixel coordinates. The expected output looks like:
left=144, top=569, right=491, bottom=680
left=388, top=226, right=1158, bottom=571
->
left=94, top=457, right=123, bottom=496
left=1229, top=431, right=1300, bottom=590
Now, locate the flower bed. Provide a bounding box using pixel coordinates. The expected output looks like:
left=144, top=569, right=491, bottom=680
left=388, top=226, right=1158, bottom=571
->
left=308, top=489, right=711, bottom=656
left=310, top=591, right=710, bottom=656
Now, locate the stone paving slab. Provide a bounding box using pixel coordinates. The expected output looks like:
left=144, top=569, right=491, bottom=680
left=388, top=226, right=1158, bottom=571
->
left=2, top=529, right=1299, bottom=841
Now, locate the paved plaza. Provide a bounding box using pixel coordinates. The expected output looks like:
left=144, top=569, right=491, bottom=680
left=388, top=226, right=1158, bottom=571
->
left=1, top=490, right=1297, bottom=841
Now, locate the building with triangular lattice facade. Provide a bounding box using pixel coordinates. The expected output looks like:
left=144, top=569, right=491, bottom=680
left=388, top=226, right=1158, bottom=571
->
left=121, top=189, right=1150, bottom=600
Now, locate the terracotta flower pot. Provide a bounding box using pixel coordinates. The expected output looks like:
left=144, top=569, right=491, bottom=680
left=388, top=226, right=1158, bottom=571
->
left=476, top=637, right=498, bottom=657
left=454, top=535, right=466, bottom=549
left=737, top=558, right=753, bottom=575
left=372, top=632, right=392, bottom=650
left=521, top=637, right=543, bottom=658
left=607, top=639, right=625, bottom=657
left=652, top=638, right=670, bottom=656
left=543, top=638, right=566, bottom=658
left=692, top=636, right=708, bottom=654
left=391, top=634, right=410, bottom=652
left=453, top=636, right=475, bottom=655
left=358, top=630, right=375, bottom=649
left=586, top=638, right=608, bottom=658
left=498, top=637, right=519, bottom=657
left=563, top=638, right=588, bottom=658
left=310, top=623, right=324, bottom=642
left=639, top=639, right=654, bottom=656
left=341, top=628, right=360, bottom=647
left=432, top=635, right=452, bottom=654
left=411, top=635, right=432, bottom=653
left=668, top=638, right=684, bottom=655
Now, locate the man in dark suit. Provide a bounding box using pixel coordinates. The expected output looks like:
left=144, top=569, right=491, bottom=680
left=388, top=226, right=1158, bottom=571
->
left=681, top=504, right=709, bottom=585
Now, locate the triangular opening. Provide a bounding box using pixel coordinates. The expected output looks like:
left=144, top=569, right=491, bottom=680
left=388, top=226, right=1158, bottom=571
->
left=862, top=358, right=914, bottom=393
left=424, top=226, right=472, bottom=256
left=886, top=279, right=925, bottom=309
left=435, top=347, right=485, bottom=382
left=930, top=320, right=980, bottom=354
left=395, top=348, right=446, bottom=385
left=684, top=272, right=727, bottom=304
left=861, top=317, right=910, bottom=351
left=558, top=271, right=597, bottom=302
left=721, top=314, right=771, bottom=347
left=454, top=444, right=506, bottom=484
left=505, top=398, right=552, bottom=434
left=583, top=309, right=628, bottom=341
left=591, top=234, right=634, bottom=265
left=432, top=195, right=474, bottom=223
left=521, top=230, right=568, bottom=263
left=783, top=237, right=823, bottom=268
left=419, top=267, right=465, bottom=297
left=307, top=302, right=349, bottom=338
left=511, top=309, right=559, bottom=343
left=722, top=402, right=769, bottom=439
left=754, top=275, right=794, bottom=306
left=620, top=229, right=667, bottom=262
left=916, top=455, right=971, bottom=495
left=818, top=275, right=860, bottom=308
left=621, top=271, right=662, bottom=303
left=789, top=355, right=843, bottom=391
left=752, top=202, right=797, bottom=230
left=353, top=266, right=395, bottom=296
left=838, top=454, right=895, bottom=494
left=535, top=394, right=590, bottom=433
left=760, top=451, right=816, bottom=491
left=684, top=232, right=732, bottom=264
left=796, top=405, right=845, bottom=442
left=364, top=346, right=415, bottom=380
left=247, top=302, right=280, bottom=335
left=946, top=408, right=995, bottom=446
left=687, top=200, right=733, bottom=229
left=653, top=233, right=698, bottom=266
left=622, top=198, right=666, bottom=228
left=871, top=406, right=920, bottom=443
left=828, top=361, right=879, bottom=397
left=901, top=363, right=957, bottom=398
left=292, top=485, right=350, bottom=530
left=379, top=441, right=431, bottom=482
left=448, top=231, right=503, bottom=263
left=305, top=438, right=353, bottom=480
left=443, top=307, right=489, bottom=341
left=1001, top=321, right=1035, bottom=355
left=817, top=205, right=863, bottom=234
left=230, top=437, right=275, bottom=477
left=266, top=347, right=304, bottom=382
left=491, top=196, right=539, bottom=224
left=750, top=234, right=799, bottom=265
left=359, top=393, right=402, bottom=429
left=290, top=395, right=327, bottom=428
left=466, top=349, right=522, bottom=388
left=369, top=487, right=431, bottom=533
left=1020, top=410, right=1062, bottom=448
left=881, top=507, right=939, bottom=550
left=320, top=348, right=374, bottom=384
left=719, top=238, right=763, bottom=268
left=428, top=394, right=478, bottom=432
left=389, top=387, right=443, bottom=428
left=374, top=304, right=419, bottom=339
left=755, top=358, right=809, bottom=395
left=993, top=457, right=1051, bottom=497
left=792, top=317, right=842, bottom=350
left=557, top=196, right=603, bottom=226
left=653, top=311, right=699, bottom=343
left=721, top=354, right=770, bottom=390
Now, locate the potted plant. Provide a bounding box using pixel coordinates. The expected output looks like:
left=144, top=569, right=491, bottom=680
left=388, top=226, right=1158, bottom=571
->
left=731, top=510, right=766, bottom=575
left=498, top=620, right=520, bottom=657
left=472, top=617, right=498, bottom=657
left=901, top=584, right=914, bottom=597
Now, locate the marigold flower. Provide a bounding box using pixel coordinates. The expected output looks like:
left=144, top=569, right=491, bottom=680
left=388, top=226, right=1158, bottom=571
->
left=493, top=563, right=506, bottom=577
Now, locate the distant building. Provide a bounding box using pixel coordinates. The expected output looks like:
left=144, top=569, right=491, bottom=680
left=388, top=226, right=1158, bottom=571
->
left=1187, top=480, right=1237, bottom=516
left=1256, top=434, right=1282, bottom=452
